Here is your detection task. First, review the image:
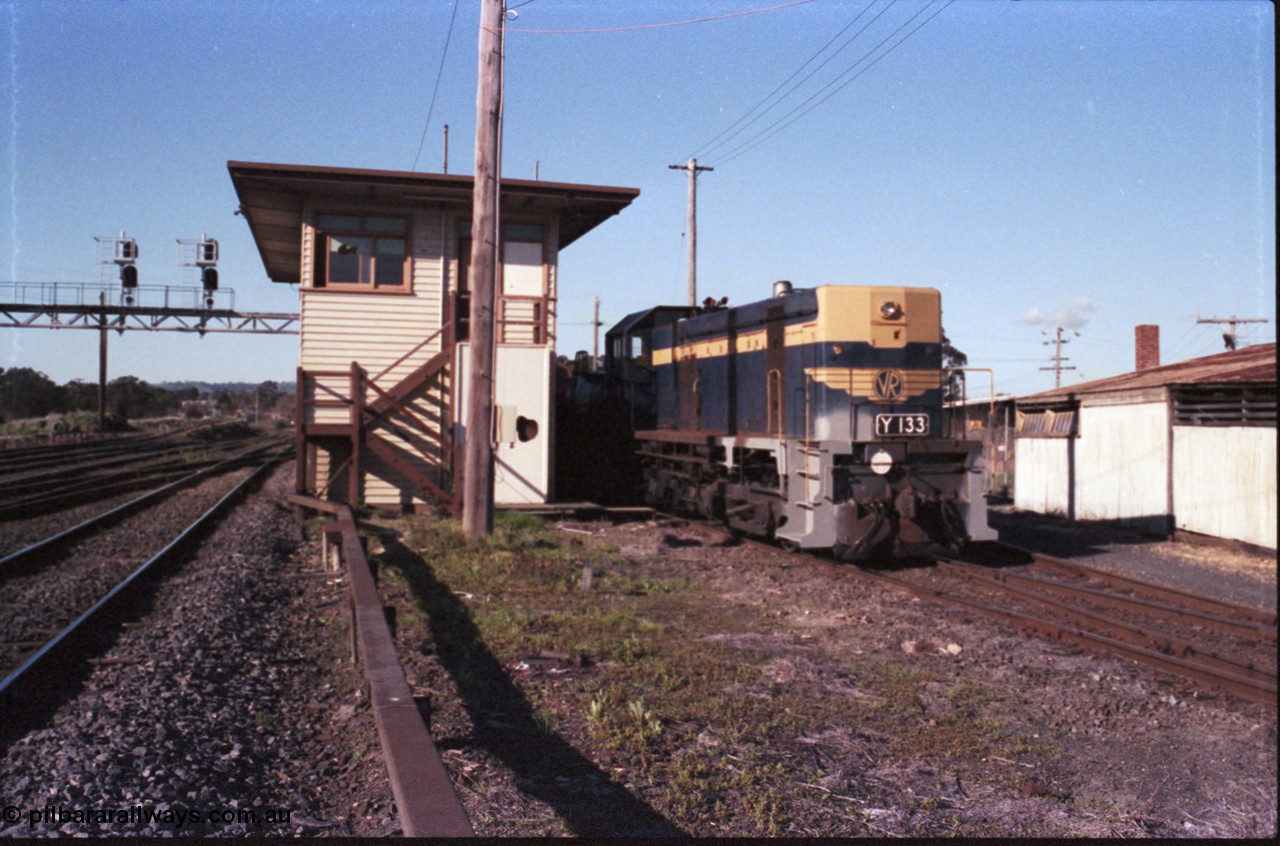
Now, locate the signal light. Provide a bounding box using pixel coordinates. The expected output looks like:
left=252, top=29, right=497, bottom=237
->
left=197, top=237, right=219, bottom=266
left=118, top=239, right=139, bottom=262
left=202, top=266, right=219, bottom=291
left=120, top=265, right=138, bottom=288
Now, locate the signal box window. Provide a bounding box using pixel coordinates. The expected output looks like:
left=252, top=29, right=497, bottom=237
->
left=315, top=214, right=408, bottom=290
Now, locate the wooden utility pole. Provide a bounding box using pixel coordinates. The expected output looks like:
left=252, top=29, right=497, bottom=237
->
left=462, top=0, right=504, bottom=537
left=592, top=296, right=601, bottom=367
left=1040, top=325, right=1077, bottom=389
left=668, top=157, right=713, bottom=307
left=1196, top=314, right=1269, bottom=351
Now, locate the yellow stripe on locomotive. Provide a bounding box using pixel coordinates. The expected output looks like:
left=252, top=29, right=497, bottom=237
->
left=805, top=367, right=943, bottom=401
left=651, top=285, right=943, bottom=366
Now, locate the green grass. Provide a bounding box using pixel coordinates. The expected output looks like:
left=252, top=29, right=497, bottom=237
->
left=367, top=510, right=1036, bottom=836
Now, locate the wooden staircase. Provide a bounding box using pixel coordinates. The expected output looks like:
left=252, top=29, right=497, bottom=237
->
left=296, top=322, right=460, bottom=514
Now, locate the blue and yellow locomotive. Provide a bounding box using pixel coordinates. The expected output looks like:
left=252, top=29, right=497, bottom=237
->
left=599, top=282, right=994, bottom=560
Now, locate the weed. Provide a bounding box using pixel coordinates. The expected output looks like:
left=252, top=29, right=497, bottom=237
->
left=586, top=694, right=609, bottom=724
left=627, top=698, right=663, bottom=738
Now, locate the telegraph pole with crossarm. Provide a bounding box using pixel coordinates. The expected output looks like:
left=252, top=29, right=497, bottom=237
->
left=1040, top=325, right=1078, bottom=389
left=1196, top=314, right=1269, bottom=351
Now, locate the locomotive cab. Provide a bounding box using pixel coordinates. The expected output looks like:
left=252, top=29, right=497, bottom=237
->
left=604, top=305, right=696, bottom=431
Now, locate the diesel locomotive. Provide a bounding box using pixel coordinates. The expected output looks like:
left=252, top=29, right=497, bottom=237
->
left=582, top=281, right=995, bottom=560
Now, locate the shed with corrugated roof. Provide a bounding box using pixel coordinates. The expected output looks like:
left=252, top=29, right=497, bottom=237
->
left=1014, top=337, right=1275, bottom=549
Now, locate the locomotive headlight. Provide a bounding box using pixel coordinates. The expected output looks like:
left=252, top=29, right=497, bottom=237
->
left=831, top=344, right=844, bottom=357
left=880, top=301, right=904, bottom=320
left=869, top=449, right=894, bottom=475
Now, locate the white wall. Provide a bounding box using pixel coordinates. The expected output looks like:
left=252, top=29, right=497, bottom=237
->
left=1013, top=436, right=1073, bottom=516
left=1075, top=402, right=1168, bottom=522
left=455, top=343, right=554, bottom=504
left=1174, top=426, right=1277, bottom=548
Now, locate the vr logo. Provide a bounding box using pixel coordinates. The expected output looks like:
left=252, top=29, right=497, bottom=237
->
left=872, top=369, right=905, bottom=402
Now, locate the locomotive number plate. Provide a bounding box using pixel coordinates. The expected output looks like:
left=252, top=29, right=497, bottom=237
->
left=875, top=413, right=930, bottom=436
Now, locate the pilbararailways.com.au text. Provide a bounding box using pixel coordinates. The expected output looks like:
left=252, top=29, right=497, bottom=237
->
left=6, top=803, right=293, bottom=830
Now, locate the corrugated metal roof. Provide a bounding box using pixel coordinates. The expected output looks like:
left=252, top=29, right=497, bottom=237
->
left=227, top=161, right=640, bottom=284
left=1019, top=342, right=1275, bottom=403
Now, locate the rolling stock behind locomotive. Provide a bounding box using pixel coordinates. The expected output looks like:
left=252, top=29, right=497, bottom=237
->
left=562, top=282, right=995, bottom=560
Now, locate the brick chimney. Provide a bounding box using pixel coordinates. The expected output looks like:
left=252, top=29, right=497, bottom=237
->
left=1135, top=324, right=1160, bottom=371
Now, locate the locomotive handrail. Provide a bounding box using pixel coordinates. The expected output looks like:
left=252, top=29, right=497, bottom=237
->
left=802, top=377, right=823, bottom=505
left=766, top=369, right=782, bottom=436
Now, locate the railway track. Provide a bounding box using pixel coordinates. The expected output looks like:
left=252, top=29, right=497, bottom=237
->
left=0, top=449, right=286, bottom=702
left=886, top=551, right=1276, bottom=706
left=2, top=443, right=470, bottom=836
left=655, top=512, right=1277, bottom=706
left=0, top=429, right=287, bottom=521
left=0, top=424, right=199, bottom=474
left=0, top=438, right=289, bottom=564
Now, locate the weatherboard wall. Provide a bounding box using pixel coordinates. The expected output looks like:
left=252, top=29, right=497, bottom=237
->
left=299, top=205, right=449, bottom=508
left=296, top=203, right=561, bottom=508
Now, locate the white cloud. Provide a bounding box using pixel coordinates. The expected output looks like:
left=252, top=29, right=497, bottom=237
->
left=1018, top=297, right=1097, bottom=330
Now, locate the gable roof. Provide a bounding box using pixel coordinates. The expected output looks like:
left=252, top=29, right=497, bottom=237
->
left=227, top=161, right=640, bottom=283
left=1020, top=342, right=1276, bottom=405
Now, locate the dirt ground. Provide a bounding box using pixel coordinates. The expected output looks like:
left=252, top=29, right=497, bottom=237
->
left=369, top=510, right=1276, bottom=838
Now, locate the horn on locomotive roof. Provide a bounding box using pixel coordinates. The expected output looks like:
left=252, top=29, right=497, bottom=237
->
left=773, top=280, right=793, bottom=298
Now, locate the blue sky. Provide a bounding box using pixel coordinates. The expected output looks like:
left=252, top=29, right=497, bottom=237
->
left=1, top=0, right=1274, bottom=397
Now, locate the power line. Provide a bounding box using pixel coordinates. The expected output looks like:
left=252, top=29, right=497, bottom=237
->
left=412, top=0, right=462, bottom=172
left=507, top=0, right=817, bottom=34
left=712, top=0, right=954, bottom=168
left=689, top=0, right=891, bottom=161
left=713, top=0, right=952, bottom=166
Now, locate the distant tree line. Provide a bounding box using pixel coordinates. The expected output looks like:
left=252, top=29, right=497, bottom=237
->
left=0, top=367, right=292, bottom=425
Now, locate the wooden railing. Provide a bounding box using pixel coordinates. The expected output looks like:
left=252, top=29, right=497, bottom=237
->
left=294, top=318, right=459, bottom=513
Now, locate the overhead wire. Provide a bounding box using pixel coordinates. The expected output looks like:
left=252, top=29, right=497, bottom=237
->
left=689, top=0, right=892, bottom=162
left=507, top=0, right=817, bottom=34
left=412, top=0, right=462, bottom=171
left=710, top=0, right=955, bottom=168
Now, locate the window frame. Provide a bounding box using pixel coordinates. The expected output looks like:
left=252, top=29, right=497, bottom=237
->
left=312, top=213, right=411, bottom=293
left=455, top=220, right=549, bottom=344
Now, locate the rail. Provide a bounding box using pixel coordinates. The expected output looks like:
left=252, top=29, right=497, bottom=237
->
left=1, top=441, right=290, bottom=570
left=0, top=456, right=282, bottom=701
left=289, top=495, right=473, bottom=837
left=933, top=556, right=1276, bottom=699
left=0, top=436, right=289, bottom=520
left=667, top=513, right=1277, bottom=706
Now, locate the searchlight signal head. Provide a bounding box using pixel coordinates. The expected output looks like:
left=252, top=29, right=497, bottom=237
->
left=111, top=231, right=139, bottom=265
left=197, top=236, right=219, bottom=266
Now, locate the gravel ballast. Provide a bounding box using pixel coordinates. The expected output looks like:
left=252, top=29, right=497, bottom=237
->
left=0, top=464, right=397, bottom=838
